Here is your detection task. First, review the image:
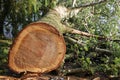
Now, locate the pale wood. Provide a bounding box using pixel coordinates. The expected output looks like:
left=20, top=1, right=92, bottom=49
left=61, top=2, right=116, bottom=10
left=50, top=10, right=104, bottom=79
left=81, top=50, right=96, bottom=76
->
left=9, top=22, right=66, bottom=73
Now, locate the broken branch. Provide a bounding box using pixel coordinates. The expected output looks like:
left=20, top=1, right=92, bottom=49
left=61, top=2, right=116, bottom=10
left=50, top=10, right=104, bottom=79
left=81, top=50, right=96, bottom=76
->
left=67, top=0, right=107, bottom=17
left=64, top=36, right=85, bottom=46
left=65, top=36, right=112, bottom=54
left=65, top=27, right=108, bottom=40
left=72, top=0, right=77, bottom=7
left=71, top=0, right=107, bottom=9
left=63, top=68, right=90, bottom=75
left=65, top=27, right=120, bottom=42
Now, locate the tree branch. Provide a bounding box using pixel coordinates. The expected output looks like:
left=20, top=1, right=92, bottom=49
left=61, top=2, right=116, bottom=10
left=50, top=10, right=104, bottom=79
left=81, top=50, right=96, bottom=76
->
left=65, top=36, right=112, bottom=54
left=0, top=40, right=12, bottom=45
left=63, top=22, right=120, bottom=42
left=65, top=27, right=108, bottom=40
left=66, top=27, right=120, bottom=42
left=95, top=47, right=112, bottom=54
left=71, top=0, right=107, bottom=9
left=67, top=0, right=107, bottom=17
left=63, top=68, right=90, bottom=75
left=64, top=36, right=85, bottom=46
left=72, top=0, right=77, bottom=7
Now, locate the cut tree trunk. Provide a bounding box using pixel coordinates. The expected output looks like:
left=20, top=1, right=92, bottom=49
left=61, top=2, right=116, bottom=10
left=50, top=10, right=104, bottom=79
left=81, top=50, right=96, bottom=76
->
left=8, top=8, right=67, bottom=73
left=8, top=6, right=108, bottom=74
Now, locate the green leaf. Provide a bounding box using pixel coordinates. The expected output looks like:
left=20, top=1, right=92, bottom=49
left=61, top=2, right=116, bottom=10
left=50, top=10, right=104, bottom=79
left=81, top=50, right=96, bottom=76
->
left=84, top=46, right=88, bottom=51
left=45, top=0, right=48, bottom=7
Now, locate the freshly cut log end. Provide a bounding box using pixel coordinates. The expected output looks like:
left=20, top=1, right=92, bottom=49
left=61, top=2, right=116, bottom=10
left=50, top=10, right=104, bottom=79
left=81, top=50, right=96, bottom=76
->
left=8, top=22, right=66, bottom=73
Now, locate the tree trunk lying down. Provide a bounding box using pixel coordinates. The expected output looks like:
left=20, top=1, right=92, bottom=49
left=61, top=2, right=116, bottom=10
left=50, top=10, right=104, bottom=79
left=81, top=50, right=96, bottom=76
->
left=8, top=7, right=68, bottom=73
left=8, top=6, right=108, bottom=74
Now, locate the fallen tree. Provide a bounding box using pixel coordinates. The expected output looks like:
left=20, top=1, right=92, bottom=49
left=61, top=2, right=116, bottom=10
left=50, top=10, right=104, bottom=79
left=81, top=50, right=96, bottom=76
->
left=8, top=0, right=109, bottom=74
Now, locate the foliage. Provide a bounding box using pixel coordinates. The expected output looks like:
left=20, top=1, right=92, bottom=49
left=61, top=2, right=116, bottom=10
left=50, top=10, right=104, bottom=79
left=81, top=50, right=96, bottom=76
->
left=0, top=40, right=12, bottom=74
left=65, top=0, right=120, bottom=76
left=0, top=0, right=57, bottom=37
left=0, top=0, right=120, bottom=77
